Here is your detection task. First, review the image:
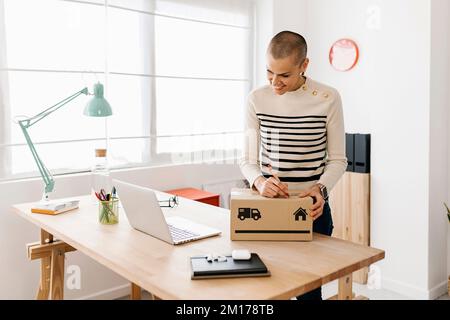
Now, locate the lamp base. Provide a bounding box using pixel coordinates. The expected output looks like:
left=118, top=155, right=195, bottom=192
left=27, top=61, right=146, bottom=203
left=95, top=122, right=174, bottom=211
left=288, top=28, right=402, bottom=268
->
left=39, top=192, right=79, bottom=210
left=40, top=192, right=51, bottom=204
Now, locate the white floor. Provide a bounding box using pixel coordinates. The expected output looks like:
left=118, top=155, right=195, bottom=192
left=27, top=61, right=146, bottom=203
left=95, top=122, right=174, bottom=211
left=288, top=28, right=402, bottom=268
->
left=323, top=280, right=450, bottom=300
left=322, top=280, right=410, bottom=300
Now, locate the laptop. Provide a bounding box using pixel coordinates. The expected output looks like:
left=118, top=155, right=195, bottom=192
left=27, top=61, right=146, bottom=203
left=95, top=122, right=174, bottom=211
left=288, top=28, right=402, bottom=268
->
left=113, top=179, right=222, bottom=245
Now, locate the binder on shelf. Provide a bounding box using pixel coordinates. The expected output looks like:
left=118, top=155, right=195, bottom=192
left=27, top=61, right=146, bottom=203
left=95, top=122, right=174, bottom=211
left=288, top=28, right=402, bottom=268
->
left=354, top=134, right=371, bottom=173
left=190, top=253, right=270, bottom=279
left=345, top=133, right=371, bottom=173
left=346, top=133, right=355, bottom=172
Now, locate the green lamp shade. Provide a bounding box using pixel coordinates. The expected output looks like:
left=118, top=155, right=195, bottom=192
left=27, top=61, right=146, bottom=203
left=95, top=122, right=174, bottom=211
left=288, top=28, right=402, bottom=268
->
left=84, top=83, right=112, bottom=117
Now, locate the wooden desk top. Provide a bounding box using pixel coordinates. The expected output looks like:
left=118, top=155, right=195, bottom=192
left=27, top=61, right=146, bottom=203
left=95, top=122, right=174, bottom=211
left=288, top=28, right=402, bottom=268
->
left=12, top=194, right=384, bottom=300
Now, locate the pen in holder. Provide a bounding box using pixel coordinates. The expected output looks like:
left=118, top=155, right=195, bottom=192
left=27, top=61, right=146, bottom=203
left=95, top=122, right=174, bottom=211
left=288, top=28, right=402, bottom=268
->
left=98, top=197, right=119, bottom=225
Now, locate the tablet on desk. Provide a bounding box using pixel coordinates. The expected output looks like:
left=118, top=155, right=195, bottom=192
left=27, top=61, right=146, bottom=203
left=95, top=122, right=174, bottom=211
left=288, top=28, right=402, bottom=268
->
left=190, top=253, right=270, bottom=280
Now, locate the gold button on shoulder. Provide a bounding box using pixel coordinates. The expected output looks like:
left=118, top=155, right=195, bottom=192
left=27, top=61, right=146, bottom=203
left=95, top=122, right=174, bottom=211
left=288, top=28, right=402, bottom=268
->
left=302, top=85, right=308, bottom=91
left=312, top=90, right=318, bottom=96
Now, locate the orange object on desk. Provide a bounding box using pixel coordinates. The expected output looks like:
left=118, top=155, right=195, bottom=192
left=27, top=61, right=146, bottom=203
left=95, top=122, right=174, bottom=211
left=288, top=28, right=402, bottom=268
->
left=164, top=188, right=220, bottom=207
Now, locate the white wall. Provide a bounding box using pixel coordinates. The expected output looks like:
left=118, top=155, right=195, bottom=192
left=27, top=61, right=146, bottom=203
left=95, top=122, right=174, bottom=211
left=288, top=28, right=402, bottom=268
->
left=263, top=0, right=449, bottom=299
left=429, top=0, right=450, bottom=298
left=0, top=163, right=243, bottom=299
left=272, top=0, right=307, bottom=35
left=254, top=0, right=307, bottom=88
left=254, top=0, right=274, bottom=88
left=444, top=0, right=450, bottom=283
left=308, top=0, right=431, bottom=300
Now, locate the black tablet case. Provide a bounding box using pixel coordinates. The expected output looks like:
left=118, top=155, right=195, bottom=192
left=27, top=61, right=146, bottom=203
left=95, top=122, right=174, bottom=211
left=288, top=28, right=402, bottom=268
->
left=190, top=253, right=270, bottom=279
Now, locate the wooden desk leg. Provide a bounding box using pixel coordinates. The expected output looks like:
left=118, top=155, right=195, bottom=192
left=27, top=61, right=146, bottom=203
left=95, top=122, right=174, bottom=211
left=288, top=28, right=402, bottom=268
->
left=338, top=274, right=353, bottom=300
left=36, top=256, right=52, bottom=300
left=36, top=230, right=53, bottom=300
left=31, top=229, right=75, bottom=300
left=49, top=248, right=65, bottom=300
left=131, top=283, right=141, bottom=300
left=328, top=273, right=368, bottom=300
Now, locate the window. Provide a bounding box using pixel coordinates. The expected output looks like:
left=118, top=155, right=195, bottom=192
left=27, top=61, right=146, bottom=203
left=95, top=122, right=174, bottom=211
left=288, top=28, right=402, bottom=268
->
left=0, top=0, right=253, bottom=181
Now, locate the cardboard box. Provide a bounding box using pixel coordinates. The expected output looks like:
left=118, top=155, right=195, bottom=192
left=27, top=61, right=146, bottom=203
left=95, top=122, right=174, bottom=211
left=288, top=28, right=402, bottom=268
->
left=230, top=188, right=313, bottom=241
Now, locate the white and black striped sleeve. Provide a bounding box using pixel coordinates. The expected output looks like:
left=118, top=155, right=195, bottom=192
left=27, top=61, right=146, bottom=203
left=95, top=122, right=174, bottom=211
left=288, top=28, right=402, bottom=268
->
left=239, top=93, right=263, bottom=188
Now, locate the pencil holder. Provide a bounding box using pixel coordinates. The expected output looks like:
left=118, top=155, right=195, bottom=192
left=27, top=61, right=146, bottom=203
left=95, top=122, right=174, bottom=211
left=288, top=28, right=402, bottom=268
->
left=98, top=197, right=119, bottom=225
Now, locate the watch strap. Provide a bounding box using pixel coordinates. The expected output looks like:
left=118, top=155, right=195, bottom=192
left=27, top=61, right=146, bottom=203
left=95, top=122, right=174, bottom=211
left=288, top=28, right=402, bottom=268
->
left=316, top=183, right=328, bottom=200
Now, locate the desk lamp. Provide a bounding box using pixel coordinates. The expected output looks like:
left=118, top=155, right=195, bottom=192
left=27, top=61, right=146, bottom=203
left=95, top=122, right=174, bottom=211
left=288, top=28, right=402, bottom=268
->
left=17, top=82, right=112, bottom=203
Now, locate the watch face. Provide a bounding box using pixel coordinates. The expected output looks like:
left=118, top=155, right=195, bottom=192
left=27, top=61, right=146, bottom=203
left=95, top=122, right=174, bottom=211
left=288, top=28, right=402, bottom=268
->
left=321, top=186, right=328, bottom=199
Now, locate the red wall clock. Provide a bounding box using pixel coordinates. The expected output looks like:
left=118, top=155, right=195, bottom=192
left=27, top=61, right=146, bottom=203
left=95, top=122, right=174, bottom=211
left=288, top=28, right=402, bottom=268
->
left=329, top=39, right=359, bottom=72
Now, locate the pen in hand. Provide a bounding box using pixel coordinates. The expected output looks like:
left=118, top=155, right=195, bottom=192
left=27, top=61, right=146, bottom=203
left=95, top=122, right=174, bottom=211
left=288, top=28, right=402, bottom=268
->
left=266, top=165, right=289, bottom=198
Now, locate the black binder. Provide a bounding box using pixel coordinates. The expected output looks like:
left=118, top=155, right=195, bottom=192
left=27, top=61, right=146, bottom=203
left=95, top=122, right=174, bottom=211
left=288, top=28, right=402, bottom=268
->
left=190, top=253, right=270, bottom=279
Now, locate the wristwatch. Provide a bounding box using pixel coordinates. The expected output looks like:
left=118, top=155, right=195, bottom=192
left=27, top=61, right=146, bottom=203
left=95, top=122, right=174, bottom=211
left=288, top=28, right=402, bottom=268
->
left=316, top=183, right=328, bottom=201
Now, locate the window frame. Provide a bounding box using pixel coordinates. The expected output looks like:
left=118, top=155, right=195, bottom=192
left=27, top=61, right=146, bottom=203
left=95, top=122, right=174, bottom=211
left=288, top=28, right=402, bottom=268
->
left=0, top=0, right=255, bottom=181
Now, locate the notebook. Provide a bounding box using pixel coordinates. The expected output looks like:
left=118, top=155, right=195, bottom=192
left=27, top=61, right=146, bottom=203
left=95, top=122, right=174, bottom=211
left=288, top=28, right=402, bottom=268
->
left=31, top=200, right=79, bottom=215
left=190, top=253, right=270, bottom=279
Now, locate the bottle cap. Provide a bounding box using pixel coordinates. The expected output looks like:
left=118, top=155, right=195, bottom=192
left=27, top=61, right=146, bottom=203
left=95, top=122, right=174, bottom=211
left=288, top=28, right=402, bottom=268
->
left=95, top=148, right=107, bottom=158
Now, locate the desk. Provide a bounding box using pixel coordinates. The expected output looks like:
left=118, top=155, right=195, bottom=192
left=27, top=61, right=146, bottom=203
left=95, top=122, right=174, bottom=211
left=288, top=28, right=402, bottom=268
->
left=12, top=193, right=384, bottom=300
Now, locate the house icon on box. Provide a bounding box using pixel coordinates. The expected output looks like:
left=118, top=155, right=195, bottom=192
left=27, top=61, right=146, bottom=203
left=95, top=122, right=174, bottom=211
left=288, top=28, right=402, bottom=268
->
left=293, top=207, right=307, bottom=221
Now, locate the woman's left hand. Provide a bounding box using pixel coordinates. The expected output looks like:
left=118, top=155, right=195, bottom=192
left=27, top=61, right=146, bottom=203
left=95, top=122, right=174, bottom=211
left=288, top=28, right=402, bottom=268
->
left=298, top=185, right=325, bottom=220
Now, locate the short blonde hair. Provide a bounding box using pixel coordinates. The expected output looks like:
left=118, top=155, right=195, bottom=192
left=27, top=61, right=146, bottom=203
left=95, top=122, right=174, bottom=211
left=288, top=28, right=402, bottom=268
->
left=268, top=31, right=307, bottom=65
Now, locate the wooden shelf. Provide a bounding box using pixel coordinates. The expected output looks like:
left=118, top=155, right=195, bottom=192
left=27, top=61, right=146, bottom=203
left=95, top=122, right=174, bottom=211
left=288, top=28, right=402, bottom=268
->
left=329, top=172, right=370, bottom=284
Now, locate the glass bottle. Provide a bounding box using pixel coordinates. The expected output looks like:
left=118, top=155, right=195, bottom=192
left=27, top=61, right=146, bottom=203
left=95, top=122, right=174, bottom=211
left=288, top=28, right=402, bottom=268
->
left=91, top=148, right=112, bottom=198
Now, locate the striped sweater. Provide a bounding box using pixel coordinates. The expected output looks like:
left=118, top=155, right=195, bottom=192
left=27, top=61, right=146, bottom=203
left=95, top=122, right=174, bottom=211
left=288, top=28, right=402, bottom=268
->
left=239, top=77, right=347, bottom=192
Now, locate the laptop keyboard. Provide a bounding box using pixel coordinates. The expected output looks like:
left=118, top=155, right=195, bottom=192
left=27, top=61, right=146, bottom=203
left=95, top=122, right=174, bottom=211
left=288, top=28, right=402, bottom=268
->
left=168, top=224, right=200, bottom=242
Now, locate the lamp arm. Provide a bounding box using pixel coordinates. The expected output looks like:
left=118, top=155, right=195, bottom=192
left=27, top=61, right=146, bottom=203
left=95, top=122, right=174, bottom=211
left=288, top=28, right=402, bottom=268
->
left=25, top=88, right=89, bottom=127
left=17, top=87, right=89, bottom=201
left=18, top=122, right=54, bottom=200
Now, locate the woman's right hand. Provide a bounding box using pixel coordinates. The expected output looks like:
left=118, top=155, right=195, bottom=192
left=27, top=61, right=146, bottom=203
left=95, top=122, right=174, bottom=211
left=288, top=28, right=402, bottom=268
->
left=253, top=176, right=289, bottom=198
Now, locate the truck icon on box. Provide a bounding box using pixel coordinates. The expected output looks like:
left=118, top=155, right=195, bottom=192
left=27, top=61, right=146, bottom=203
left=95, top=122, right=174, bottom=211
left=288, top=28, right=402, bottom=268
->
left=238, top=208, right=261, bottom=221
